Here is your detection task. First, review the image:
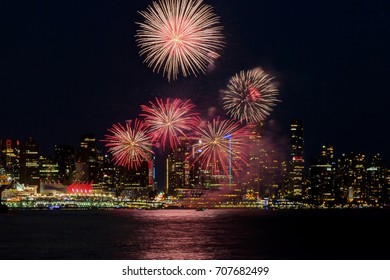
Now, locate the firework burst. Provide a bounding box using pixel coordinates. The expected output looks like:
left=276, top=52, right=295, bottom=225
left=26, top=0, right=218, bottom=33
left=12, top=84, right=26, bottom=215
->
left=223, top=68, right=280, bottom=124
left=136, top=0, right=224, bottom=81
left=103, top=120, right=153, bottom=169
left=140, top=98, right=200, bottom=150
left=192, top=117, right=249, bottom=176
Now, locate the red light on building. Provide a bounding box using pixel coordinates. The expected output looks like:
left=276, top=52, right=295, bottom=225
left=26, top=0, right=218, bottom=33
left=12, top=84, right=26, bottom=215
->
left=293, top=156, right=303, bottom=161
left=67, top=182, right=92, bottom=194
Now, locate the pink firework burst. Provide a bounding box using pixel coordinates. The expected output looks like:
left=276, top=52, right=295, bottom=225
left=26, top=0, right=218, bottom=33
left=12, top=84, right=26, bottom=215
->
left=103, top=120, right=153, bottom=170
left=136, top=0, right=224, bottom=81
left=192, top=117, right=249, bottom=176
left=140, top=98, right=200, bottom=150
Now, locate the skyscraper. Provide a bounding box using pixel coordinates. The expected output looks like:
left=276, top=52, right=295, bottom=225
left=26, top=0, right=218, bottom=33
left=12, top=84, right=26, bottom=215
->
left=366, top=154, right=384, bottom=206
left=19, top=137, right=40, bottom=193
left=99, top=154, right=119, bottom=195
left=335, top=152, right=366, bottom=203
left=0, top=139, right=20, bottom=180
left=76, top=134, right=102, bottom=186
left=166, top=137, right=191, bottom=194
left=245, top=123, right=263, bottom=193
left=308, top=143, right=336, bottom=205
left=288, top=119, right=304, bottom=199
left=39, top=155, right=59, bottom=182
left=54, top=144, right=75, bottom=185
left=119, top=160, right=152, bottom=199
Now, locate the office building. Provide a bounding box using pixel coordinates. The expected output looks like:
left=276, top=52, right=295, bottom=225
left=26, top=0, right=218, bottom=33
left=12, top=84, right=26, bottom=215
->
left=288, top=119, right=305, bottom=199
left=19, top=137, right=40, bottom=193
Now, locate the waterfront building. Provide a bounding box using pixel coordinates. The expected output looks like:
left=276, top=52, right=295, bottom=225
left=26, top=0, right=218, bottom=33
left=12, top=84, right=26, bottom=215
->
left=39, top=155, right=59, bottom=182
left=118, top=159, right=152, bottom=199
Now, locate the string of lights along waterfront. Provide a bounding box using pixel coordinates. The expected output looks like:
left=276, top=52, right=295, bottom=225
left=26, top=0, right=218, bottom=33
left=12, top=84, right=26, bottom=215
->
left=1, top=118, right=389, bottom=209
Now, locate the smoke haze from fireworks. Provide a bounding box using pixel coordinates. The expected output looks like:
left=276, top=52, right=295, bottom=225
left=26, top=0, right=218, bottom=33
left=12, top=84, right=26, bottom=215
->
left=140, top=97, right=200, bottom=151
left=103, top=120, right=153, bottom=170
left=192, top=117, right=249, bottom=176
left=223, top=68, right=280, bottom=124
left=136, top=0, right=224, bottom=81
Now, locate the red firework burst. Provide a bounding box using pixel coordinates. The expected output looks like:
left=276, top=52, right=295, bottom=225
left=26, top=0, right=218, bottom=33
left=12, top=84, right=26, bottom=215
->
left=140, top=97, right=200, bottom=150
left=192, top=117, right=249, bottom=176
left=103, top=120, right=153, bottom=169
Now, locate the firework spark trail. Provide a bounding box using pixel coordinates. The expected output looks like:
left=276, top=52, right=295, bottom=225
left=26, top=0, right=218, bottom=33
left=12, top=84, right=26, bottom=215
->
left=103, top=120, right=153, bottom=169
left=192, top=117, right=249, bottom=176
left=223, top=68, right=280, bottom=124
left=136, top=0, right=224, bottom=81
left=140, top=97, right=200, bottom=150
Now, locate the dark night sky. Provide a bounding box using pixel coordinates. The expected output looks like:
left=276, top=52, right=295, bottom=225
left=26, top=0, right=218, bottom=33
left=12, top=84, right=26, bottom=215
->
left=1, top=0, right=390, bottom=171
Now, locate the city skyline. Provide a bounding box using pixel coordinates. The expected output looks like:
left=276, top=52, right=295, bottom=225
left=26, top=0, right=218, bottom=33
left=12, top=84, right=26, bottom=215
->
left=1, top=0, right=389, bottom=169
left=2, top=115, right=389, bottom=167
left=2, top=0, right=390, bottom=267
left=1, top=116, right=389, bottom=207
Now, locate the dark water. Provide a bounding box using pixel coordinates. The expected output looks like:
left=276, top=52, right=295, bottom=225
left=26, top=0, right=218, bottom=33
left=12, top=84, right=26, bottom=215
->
left=0, top=209, right=389, bottom=260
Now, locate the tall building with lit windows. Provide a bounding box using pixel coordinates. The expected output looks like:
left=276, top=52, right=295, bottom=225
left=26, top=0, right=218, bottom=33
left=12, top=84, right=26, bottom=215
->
left=288, top=119, right=304, bottom=199
left=245, top=123, right=264, bottom=193
left=19, top=137, right=40, bottom=192
left=76, top=134, right=102, bottom=186
left=166, top=137, right=191, bottom=194
left=335, top=152, right=366, bottom=203
left=243, top=122, right=285, bottom=199
left=39, top=155, right=59, bottom=182
left=119, top=159, right=153, bottom=198
left=99, top=154, right=119, bottom=195
left=366, top=154, right=384, bottom=205
left=54, top=144, right=75, bottom=185
left=0, top=139, right=20, bottom=180
left=384, top=168, right=390, bottom=204
left=351, top=153, right=366, bottom=202
left=308, top=143, right=336, bottom=204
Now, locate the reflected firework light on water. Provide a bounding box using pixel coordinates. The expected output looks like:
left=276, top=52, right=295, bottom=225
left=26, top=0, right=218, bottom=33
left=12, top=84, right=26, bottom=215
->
left=140, top=97, right=200, bottom=151
left=102, top=119, right=154, bottom=170
left=223, top=67, right=280, bottom=124
left=191, top=117, right=250, bottom=176
left=136, top=0, right=224, bottom=81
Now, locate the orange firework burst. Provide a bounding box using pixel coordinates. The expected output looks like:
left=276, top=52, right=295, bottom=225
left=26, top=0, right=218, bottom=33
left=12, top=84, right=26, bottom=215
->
left=136, top=0, right=224, bottom=81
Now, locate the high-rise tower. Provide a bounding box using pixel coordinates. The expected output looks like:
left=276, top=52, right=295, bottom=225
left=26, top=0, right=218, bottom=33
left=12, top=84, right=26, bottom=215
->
left=19, top=137, right=40, bottom=193
left=309, top=143, right=336, bottom=204
left=288, top=119, right=304, bottom=199
left=76, top=134, right=101, bottom=185
left=0, top=139, right=20, bottom=180
left=54, top=144, right=75, bottom=185
left=166, top=137, right=191, bottom=194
